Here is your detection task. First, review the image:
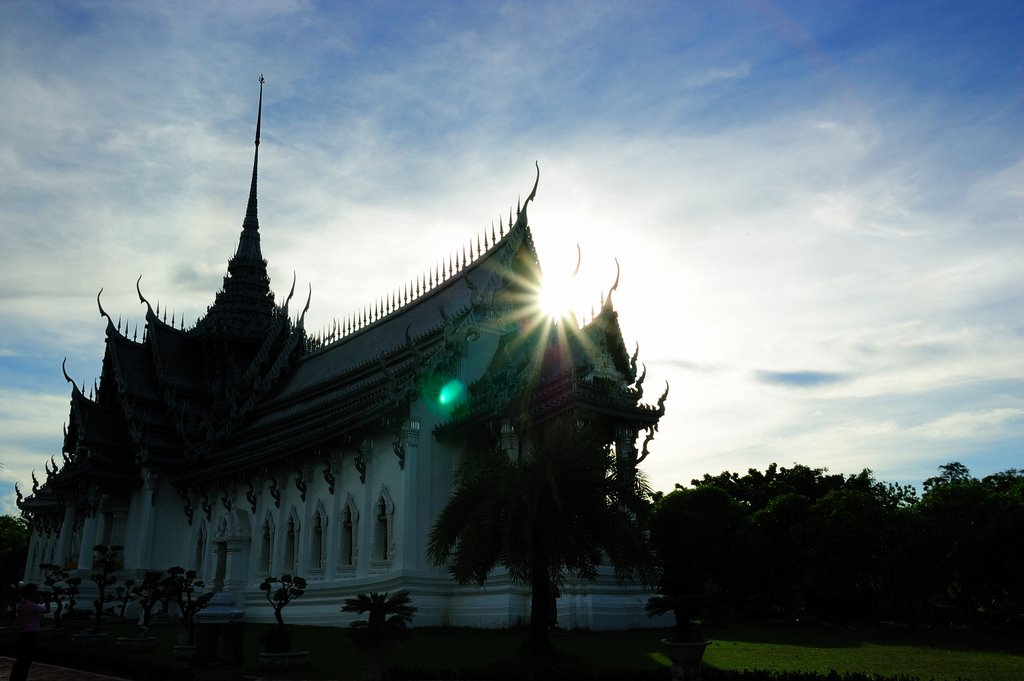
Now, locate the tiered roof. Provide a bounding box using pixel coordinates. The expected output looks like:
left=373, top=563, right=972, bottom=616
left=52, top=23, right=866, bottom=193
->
left=18, top=82, right=665, bottom=515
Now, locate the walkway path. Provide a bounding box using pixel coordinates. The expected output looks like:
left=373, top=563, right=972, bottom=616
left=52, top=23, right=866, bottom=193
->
left=0, top=656, right=132, bottom=680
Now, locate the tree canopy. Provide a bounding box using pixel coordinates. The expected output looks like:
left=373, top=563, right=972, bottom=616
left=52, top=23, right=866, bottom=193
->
left=428, top=414, right=655, bottom=652
left=659, top=462, right=1023, bottom=624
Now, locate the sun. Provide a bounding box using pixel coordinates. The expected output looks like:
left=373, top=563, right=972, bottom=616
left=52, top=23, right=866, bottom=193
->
left=538, top=274, right=576, bottom=321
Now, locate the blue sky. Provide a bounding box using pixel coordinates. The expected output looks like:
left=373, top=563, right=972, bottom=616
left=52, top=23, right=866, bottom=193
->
left=1, top=1, right=1021, bottom=513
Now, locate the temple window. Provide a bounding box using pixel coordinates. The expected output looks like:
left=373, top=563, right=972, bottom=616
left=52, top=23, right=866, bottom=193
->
left=259, top=515, right=274, bottom=574
left=341, top=507, right=354, bottom=566
left=375, top=495, right=390, bottom=562
left=284, top=511, right=299, bottom=573
left=310, top=506, right=326, bottom=571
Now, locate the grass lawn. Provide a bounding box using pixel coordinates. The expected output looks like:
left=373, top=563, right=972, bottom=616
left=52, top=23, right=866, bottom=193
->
left=5, top=620, right=1021, bottom=680
left=702, top=621, right=1024, bottom=681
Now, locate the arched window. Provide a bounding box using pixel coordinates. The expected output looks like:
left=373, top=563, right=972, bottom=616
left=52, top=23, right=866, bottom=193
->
left=259, top=514, right=275, bottom=574
left=374, top=492, right=393, bottom=563
left=310, top=504, right=327, bottom=571
left=283, top=510, right=299, bottom=573
left=338, top=496, right=358, bottom=572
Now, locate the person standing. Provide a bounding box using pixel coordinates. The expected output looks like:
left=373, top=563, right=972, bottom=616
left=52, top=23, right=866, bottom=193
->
left=9, top=583, right=49, bottom=681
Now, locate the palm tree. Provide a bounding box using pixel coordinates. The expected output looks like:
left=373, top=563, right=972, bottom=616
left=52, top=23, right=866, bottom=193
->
left=428, top=413, right=655, bottom=653
left=342, top=590, right=417, bottom=646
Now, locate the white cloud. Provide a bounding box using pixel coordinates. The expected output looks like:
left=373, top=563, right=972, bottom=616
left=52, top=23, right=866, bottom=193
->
left=0, top=1, right=1020, bottom=503
left=913, top=408, right=1024, bottom=441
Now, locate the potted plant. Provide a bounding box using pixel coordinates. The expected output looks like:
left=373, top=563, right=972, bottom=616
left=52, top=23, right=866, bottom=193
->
left=72, top=544, right=122, bottom=645
left=342, top=590, right=417, bottom=681
left=648, top=487, right=745, bottom=681
left=160, top=566, right=213, bottom=659
left=646, top=593, right=711, bottom=679
left=114, top=571, right=163, bottom=651
left=258, top=574, right=309, bottom=671
left=111, top=578, right=137, bottom=620
left=37, top=564, right=82, bottom=636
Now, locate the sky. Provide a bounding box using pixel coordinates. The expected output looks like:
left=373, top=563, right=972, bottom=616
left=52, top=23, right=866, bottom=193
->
left=1, top=1, right=1021, bottom=514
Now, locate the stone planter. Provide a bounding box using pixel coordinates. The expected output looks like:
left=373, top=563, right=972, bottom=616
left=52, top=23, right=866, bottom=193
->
left=71, top=631, right=110, bottom=646
left=661, top=639, right=711, bottom=681
left=258, top=650, right=310, bottom=672
left=115, top=636, right=157, bottom=651
left=38, top=627, right=71, bottom=640
left=172, top=644, right=198, bottom=660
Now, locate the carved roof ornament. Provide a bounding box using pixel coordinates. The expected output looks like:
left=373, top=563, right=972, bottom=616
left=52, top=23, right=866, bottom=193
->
left=511, top=161, right=540, bottom=232
left=322, top=459, right=336, bottom=495
left=96, top=288, right=111, bottom=324
left=604, top=258, right=621, bottom=311
left=61, top=358, right=80, bottom=396
left=245, top=478, right=258, bottom=514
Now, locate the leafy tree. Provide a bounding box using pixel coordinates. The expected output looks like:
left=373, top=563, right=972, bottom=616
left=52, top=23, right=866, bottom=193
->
left=428, top=414, right=654, bottom=653
left=744, top=492, right=812, bottom=617
left=0, top=515, right=29, bottom=589
left=89, top=544, right=122, bottom=632
left=259, top=574, right=307, bottom=652
left=649, top=485, right=746, bottom=639
left=38, top=563, right=82, bottom=628
left=916, top=465, right=1024, bottom=622
left=803, top=489, right=888, bottom=619
left=112, top=578, right=137, bottom=619
left=131, top=571, right=165, bottom=633
left=692, top=463, right=851, bottom=512
left=922, top=461, right=971, bottom=493
left=161, top=566, right=213, bottom=645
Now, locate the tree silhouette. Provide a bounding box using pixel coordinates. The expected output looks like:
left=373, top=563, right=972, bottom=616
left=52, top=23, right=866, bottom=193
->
left=428, top=414, right=654, bottom=653
left=38, top=564, right=81, bottom=628
left=89, top=544, right=122, bottom=632
left=161, top=566, right=213, bottom=646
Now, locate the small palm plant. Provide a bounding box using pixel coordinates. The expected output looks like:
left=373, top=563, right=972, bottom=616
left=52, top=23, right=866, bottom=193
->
left=342, top=590, right=417, bottom=648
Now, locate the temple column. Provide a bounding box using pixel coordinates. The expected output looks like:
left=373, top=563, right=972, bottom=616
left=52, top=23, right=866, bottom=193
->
left=400, top=418, right=422, bottom=569
left=54, top=501, right=77, bottom=568
left=23, top=525, right=42, bottom=582
left=615, top=426, right=637, bottom=468
left=129, top=470, right=160, bottom=570
left=76, top=485, right=101, bottom=570
left=500, top=418, right=519, bottom=461
left=76, top=515, right=98, bottom=570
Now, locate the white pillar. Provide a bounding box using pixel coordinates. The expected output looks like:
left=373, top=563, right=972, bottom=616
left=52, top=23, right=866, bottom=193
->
left=76, top=514, right=98, bottom=570
left=54, top=501, right=77, bottom=568
left=129, top=470, right=159, bottom=569
left=400, top=418, right=422, bottom=569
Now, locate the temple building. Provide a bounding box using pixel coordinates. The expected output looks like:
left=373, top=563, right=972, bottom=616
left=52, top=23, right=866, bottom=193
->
left=17, top=81, right=667, bottom=629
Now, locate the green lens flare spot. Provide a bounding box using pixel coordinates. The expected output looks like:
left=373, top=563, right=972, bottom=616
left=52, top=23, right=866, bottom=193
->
left=438, top=379, right=465, bottom=406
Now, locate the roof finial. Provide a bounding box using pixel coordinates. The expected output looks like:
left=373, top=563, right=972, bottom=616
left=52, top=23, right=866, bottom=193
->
left=604, top=258, right=621, bottom=309
left=242, top=74, right=264, bottom=233
left=96, top=288, right=110, bottom=321
left=511, top=162, right=540, bottom=232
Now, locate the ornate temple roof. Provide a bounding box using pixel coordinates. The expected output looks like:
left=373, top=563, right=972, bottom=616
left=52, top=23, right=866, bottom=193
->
left=19, top=81, right=666, bottom=511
